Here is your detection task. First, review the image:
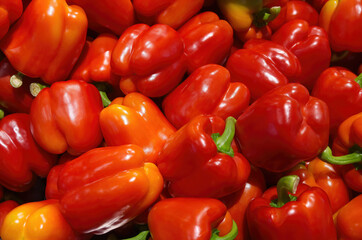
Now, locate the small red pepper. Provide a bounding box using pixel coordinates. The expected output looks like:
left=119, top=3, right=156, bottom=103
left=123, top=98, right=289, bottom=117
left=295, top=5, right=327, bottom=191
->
left=163, top=64, right=250, bottom=129
left=0, top=0, right=22, bottom=39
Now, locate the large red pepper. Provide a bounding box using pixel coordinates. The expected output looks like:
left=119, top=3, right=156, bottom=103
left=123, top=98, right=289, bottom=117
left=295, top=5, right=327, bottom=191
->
left=0, top=0, right=87, bottom=84
left=320, top=112, right=362, bottom=192
left=157, top=115, right=250, bottom=198
left=236, top=83, right=330, bottom=172
left=312, top=67, right=362, bottom=136
left=52, top=145, right=163, bottom=234
left=66, top=0, right=134, bottom=35
left=100, top=92, right=176, bottom=163
left=226, top=38, right=301, bottom=100
left=133, top=0, right=204, bottom=29
left=178, top=12, right=233, bottom=73
left=333, top=194, right=362, bottom=240
left=247, top=175, right=337, bottom=240
left=0, top=0, right=22, bottom=39
left=271, top=19, right=331, bottom=90
left=163, top=64, right=250, bottom=129
left=0, top=114, right=56, bottom=192
left=30, top=80, right=104, bottom=155
left=111, top=24, right=187, bottom=97
left=320, top=0, right=362, bottom=52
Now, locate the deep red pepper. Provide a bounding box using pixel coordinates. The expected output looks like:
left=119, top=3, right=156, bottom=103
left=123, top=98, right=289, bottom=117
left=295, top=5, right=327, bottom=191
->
left=0, top=0, right=22, bottom=39
left=163, top=64, right=250, bottom=129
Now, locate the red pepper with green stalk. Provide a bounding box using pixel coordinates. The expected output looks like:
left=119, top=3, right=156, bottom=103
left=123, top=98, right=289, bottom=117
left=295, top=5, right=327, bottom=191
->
left=246, top=175, right=337, bottom=240
left=157, top=115, right=250, bottom=198
left=320, top=112, right=362, bottom=193
left=0, top=0, right=22, bottom=40
left=163, top=64, right=250, bottom=129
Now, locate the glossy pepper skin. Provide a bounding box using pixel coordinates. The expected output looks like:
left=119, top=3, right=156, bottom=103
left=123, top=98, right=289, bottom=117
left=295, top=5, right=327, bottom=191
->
left=178, top=12, right=233, bottom=73
left=111, top=24, right=187, bottom=97
left=66, top=0, right=134, bottom=35
left=148, top=198, right=236, bottom=240
left=30, top=80, right=104, bottom=155
left=247, top=176, right=337, bottom=240
left=320, top=0, right=362, bottom=52
left=0, top=59, right=34, bottom=113
left=226, top=39, right=301, bottom=100
left=70, top=34, right=120, bottom=87
left=334, top=195, right=362, bottom=240
left=236, top=83, right=330, bottom=172
left=0, top=114, right=56, bottom=192
left=272, top=19, right=331, bottom=90
left=0, top=200, right=18, bottom=232
left=312, top=67, right=362, bottom=136
left=53, top=145, right=163, bottom=234
left=100, top=92, right=176, bottom=163
left=163, top=64, right=250, bottom=129
left=0, top=0, right=87, bottom=84
left=1, top=200, right=85, bottom=240
left=133, top=0, right=204, bottom=29
left=0, top=0, right=22, bottom=39
left=157, top=115, right=251, bottom=198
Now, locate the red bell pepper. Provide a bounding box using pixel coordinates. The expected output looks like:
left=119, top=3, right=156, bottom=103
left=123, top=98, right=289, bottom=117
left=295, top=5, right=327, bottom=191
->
left=333, top=194, right=362, bottom=240
left=320, top=112, right=362, bottom=192
left=0, top=0, right=22, bottom=40
left=226, top=38, right=301, bottom=100
left=66, top=0, right=134, bottom=35
left=0, top=200, right=18, bottom=232
left=157, top=115, right=250, bottom=198
left=100, top=92, right=176, bottom=163
left=320, top=0, right=362, bottom=52
left=70, top=34, right=120, bottom=87
left=111, top=24, right=187, bottom=97
left=163, top=64, right=250, bottom=129
left=312, top=67, right=362, bottom=136
left=53, top=145, right=163, bottom=234
left=271, top=19, right=331, bottom=90
left=0, top=59, right=34, bottom=113
left=247, top=175, right=337, bottom=240
left=221, top=166, right=266, bottom=240
left=0, top=0, right=88, bottom=84
left=236, top=83, right=330, bottom=172
left=178, top=12, right=233, bottom=73
left=133, top=0, right=204, bottom=29
left=30, top=80, right=104, bottom=155
left=0, top=113, right=56, bottom=192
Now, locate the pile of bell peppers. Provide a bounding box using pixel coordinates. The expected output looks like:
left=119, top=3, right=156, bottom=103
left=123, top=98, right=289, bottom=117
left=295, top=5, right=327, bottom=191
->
left=0, top=0, right=361, bottom=239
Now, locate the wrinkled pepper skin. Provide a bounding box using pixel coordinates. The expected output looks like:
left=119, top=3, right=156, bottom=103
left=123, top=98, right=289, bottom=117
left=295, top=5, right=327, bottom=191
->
left=133, top=0, right=204, bottom=29
left=0, top=0, right=22, bottom=40
left=54, top=145, right=163, bottom=234
left=226, top=39, right=301, bottom=100
left=100, top=93, right=176, bottom=163
left=236, top=83, right=330, bottom=172
left=247, top=183, right=337, bottom=240
left=0, top=200, right=18, bottom=232
left=178, top=11, right=233, bottom=73
left=30, top=80, right=104, bottom=155
left=320, top=0, right=362, bottom=52
left=163, top=64, right=250, bottom=129
left=0, top=0, right=87, bottom=84
left=312, top=67, right=362, bottom=136
left=70, top=33, right=120, bottom=87
left=0, top=59, right=33, bottom=113
left=1, top=200, right=85, bottom=240
left=0, top=114, right=56, bottom=192
left=272, top=19, right=331, bottom=90
left=66, top=0, right=134, bottom=35
left=148, top=198, right=232, bottom=240
left=111, top=24, right=187, bottom=97
left=157, top=115, right=250, bottom=198
left=334, top=195, right=362, bottom=240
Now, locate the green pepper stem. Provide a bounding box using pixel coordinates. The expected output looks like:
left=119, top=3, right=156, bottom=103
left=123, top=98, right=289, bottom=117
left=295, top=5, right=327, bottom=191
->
left=273, top=175, right=300, bottom=208
left=212, top=116, right=237, bottom=157
left=355, top=73, right=362, bottom=88
left=30, top=83, right=48, bottom=97
left=253, top=6, right=281, bottom=27
left=320, top=146, right=362, bottom=165
left=99, top=90, right=111, bottom=107
left=10, top=72, right=24, bottom=88
left=210, top=221, right=238, bottom=240
left=121, top=231, right=150, bottom=240
left=0, top=109, right=4, bottom=120
left=330, top=50, right=349, bottom=63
